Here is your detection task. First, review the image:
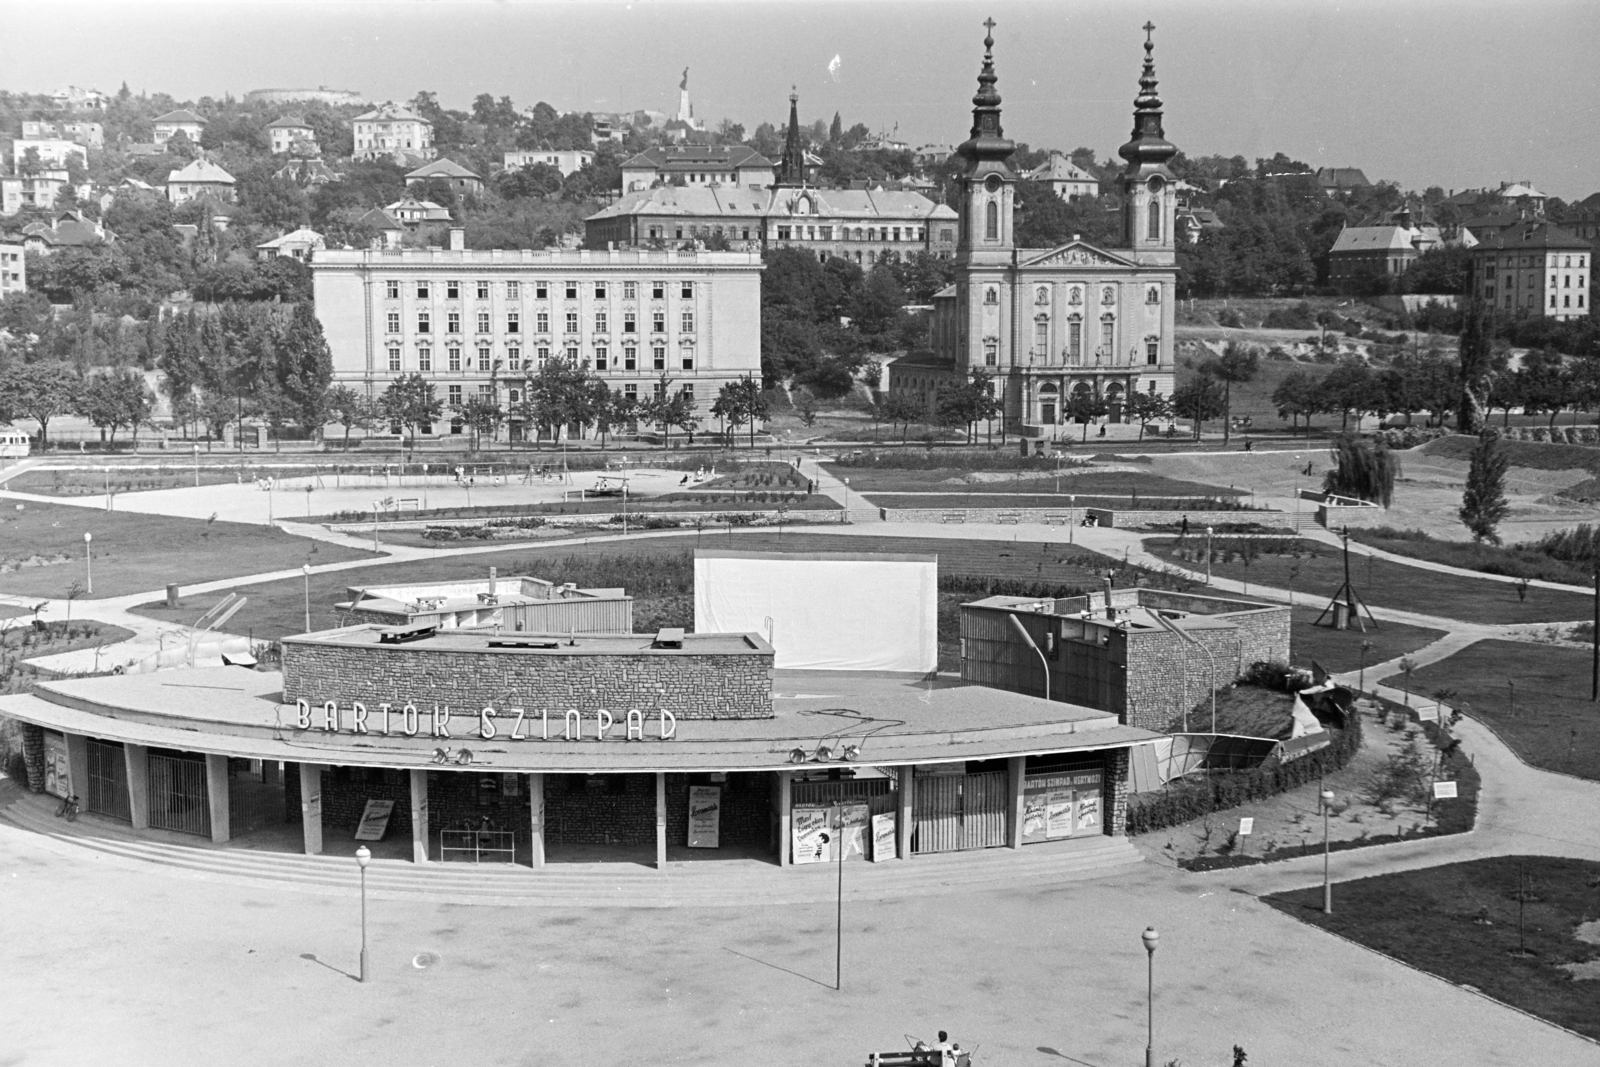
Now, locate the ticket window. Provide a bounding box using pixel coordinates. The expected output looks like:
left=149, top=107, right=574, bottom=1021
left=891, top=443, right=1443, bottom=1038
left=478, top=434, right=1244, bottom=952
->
left=1020, top=771, right=1103, bottom=842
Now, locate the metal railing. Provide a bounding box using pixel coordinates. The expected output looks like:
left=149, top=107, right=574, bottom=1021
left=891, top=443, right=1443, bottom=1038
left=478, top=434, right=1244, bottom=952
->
left=86, top=740, right=131, bottom=822
left=148, top=753, right=211, bottom=837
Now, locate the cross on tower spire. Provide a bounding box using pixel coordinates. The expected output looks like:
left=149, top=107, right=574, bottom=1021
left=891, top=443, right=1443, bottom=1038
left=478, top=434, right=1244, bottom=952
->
left=1143, top=20, right=1155, bottom=43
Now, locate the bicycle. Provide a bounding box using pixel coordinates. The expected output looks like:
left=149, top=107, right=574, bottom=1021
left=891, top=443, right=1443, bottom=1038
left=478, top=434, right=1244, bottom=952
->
left=54, top=793, right=80, bottom=821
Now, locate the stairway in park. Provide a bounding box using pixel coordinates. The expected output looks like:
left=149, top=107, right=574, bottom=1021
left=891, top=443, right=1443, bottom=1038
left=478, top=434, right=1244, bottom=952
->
left=0, top=789, right=1144, bottom=908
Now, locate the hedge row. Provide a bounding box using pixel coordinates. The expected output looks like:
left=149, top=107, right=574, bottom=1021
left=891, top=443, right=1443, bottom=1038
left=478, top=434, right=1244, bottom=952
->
left=1126, top=712, right=1364, bottom=836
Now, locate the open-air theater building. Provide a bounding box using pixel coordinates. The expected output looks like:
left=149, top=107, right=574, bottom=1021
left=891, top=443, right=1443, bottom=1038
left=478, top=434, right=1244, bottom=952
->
left=0, top=552, right=1164, bottom=872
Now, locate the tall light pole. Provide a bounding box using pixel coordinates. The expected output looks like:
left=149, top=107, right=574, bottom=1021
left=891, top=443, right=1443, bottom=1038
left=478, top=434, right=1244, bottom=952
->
left=1141, top=927, right=1159, bottom=1067
left=193, top=444, right=200, bottom=488
left=83, top=532, right=92, bottom=595
left=1321, top=788, right=1335, bottom=915
left=1358, top=639, right=1374, bottom=694
left=1293, top=453, right=1302, bottom=530
left=301, top=564, right=312, bottom=634
left=1205, top=526, right=1213, bottom=585
left=355, top=845, right=371, bottom=982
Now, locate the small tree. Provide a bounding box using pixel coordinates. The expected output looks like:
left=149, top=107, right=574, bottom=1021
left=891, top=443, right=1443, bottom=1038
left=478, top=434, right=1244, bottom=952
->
left=1459, top=429, right=1509, bottom=544
left=882, top=392, right=922, bottom=444
left=1322, top=435, right=1399, bottom=507
left=325, top=385, right=371, bottom=451
left=1201, top=341, right=1260, bottom=445
left=1172, top=378, right=1226, bottom=440
left=794, top=389, right=819, bottom=428
left=459, top=393, right=504, bottom=452
left=381, top=373, right=443, bottom=451
left=1126, top=390, right=1171, bottom=441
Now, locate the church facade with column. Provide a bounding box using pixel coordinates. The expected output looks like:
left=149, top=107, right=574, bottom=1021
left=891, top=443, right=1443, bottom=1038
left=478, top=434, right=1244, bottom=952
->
left=921, top=25, right=1180, bottom=436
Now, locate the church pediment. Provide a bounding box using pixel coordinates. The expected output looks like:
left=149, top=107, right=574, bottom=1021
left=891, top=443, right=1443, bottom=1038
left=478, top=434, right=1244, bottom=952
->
left=1018, top=242, right=1139, bottom=270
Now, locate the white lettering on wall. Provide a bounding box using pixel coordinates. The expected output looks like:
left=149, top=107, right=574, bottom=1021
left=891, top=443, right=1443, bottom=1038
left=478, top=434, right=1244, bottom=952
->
left=287, top=702, right=680, bottom=742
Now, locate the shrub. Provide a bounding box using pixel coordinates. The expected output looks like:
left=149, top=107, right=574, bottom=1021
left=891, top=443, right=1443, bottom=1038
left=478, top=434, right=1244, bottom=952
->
left=1263, top=303, right=1315, bottom=330
left=1242, top=659, right=1307, bottom=692
left=1217, top=308, right=1245, bottom=328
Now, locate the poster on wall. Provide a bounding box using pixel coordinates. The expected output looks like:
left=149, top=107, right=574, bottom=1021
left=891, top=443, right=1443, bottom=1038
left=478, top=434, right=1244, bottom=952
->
left=792, top=806, right=832, bottom=864
left=839, top=802, right=870, bottom=861
left=870, top=812, right=897, bottom=861
left=354, top=799, right=395, bottom=841
left=1023, top=771, right=1105, bottom=843
left=43, top=732, right=69, bottom=800
left=687, top=785, right=722, bottom=849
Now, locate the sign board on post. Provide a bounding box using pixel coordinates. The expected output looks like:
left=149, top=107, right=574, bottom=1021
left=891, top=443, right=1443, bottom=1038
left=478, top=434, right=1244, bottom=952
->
left=1417, top=704, right=1440, bottom=723
left=354, top=799, right=395, bottom=841
left=1432, top=781, right=1458, bottom=800
left=1238, top=817, right=1254, bottom=836
left=870, top=812, right=897, bottom=861
left=687, top=785, right=721, bottom=849
left=791, top=805, right=831, bottom=864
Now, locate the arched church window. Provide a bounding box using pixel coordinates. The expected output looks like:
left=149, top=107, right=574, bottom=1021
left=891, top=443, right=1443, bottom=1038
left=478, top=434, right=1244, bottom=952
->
left=1067, top=314, right=1083, bottom=362
left=1099, top=313, right=1115, bottom=358
left=985, top=200, right=999, bottom=240
left=984, top=286, right=999, bottom=306
left=1148, top=200, right=1161, bottom=242
left=1146, top=286, right=1161, bottom=305
left=1034, top=314, right=1049, bottom=355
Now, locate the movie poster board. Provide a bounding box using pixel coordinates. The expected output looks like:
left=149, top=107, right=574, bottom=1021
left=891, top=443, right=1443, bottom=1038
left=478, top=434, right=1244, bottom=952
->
left=688, top=785, right=722, bottom=848
left=1021, top=770, right=1104, bottom=843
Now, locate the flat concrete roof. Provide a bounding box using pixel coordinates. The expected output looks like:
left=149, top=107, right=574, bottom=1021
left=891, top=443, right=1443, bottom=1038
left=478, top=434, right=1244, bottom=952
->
left=0, top=666, right=1157, bottom=774
left=283, top=625, right=768, bottom=657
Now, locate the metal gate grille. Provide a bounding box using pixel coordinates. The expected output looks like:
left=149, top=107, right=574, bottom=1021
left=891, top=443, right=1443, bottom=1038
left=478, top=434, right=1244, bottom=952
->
left=227, top=759, right=285, bottom=834
left=793, top=778, right=894, bottom=814
left=86, top=740, right=131, bottom=822
left=148, top=753, right=210, bottom=837
left=913, top=771, right=1009, bottom=854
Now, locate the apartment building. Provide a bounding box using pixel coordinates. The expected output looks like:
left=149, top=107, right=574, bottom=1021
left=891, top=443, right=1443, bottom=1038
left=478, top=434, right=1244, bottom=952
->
left=353, top=103, right=435, bottom=162
left=311, top=234, right=763, bottom=440
left=0, top=240, right=25, bottom=298
left=1467, top=222, right=1591, bottom=321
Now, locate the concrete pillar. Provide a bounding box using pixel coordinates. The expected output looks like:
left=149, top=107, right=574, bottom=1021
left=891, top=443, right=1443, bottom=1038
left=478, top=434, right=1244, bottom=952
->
left=409, top=768, right=429, bottom=863
left=123, top=743, right=149, bottom=830
left=1008, top=756, right=1026, bottom=849
left=527, top=773, right=545, bottom=868
left=204, top=753, right=230, bottom=844
left=261, top=760, right=281, bottom=786
left=654, top=772, right=668, bottom=871
left=897, top=765, right=915, bottom=861
left=777, top=771, right=793, bottom=868
left=298, top=762, right=324, bottom=855
left=63, top=733, right=90, bottom=807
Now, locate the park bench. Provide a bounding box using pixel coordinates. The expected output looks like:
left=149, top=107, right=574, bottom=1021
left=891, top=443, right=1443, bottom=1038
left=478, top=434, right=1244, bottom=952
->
left=940, top=512, right=965, bottom=524
left=865, top=1051, right=971, bottom=1067
left=996, top=511, right=1021, bottom=525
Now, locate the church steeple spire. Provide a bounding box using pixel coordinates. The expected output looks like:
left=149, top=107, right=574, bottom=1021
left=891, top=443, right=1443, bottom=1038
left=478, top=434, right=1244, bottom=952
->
left=955, top=18, right=1014, bottom=172
left=777, top=86, right=806, bottom=186
left=1117, top=22, right=1177, bottom=174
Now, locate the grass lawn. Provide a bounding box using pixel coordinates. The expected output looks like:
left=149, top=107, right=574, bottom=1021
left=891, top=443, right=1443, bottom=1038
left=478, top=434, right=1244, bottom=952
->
left=1385, top=639, right=1600, bottom=780
left=130, top=531, right=1143, bottom=643
left=1145, top=535, right=1597, bottom=624
left=1288, top=606, right=1446, bottom=675
left=1418, top=433, right=1600, bottom=474
left=0, top=499, right=378, bottom=599
left=1175, top=357, right=1337, bottom=435
left=1265, top=856, right=1600, bottom=1041
left=1351, top=527, right=1594, bottom=586
left=826, top=466, right=1244, bottom=499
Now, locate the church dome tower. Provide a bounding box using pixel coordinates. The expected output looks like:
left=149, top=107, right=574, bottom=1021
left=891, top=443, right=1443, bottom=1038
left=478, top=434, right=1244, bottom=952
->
left=1118, top=23, right=1178, bottom=264
left=955, top=19, right=1017, bottom=263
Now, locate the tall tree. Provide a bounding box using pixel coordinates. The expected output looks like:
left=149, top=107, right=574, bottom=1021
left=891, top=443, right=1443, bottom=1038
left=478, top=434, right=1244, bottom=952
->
left=1457, top=299, right=1495, bottom=433
left=381, top=373, right=443, bottom=450
left=1322, top=435, right=1399, bottom=507
left=1200, top=341, right=1261, bottom=445
left=1459, top=430, right=1510, bottom=543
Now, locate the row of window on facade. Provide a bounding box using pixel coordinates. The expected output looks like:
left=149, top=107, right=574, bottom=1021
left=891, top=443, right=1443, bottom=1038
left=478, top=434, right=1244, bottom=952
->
left=1482, top=254, right=1588, bottom=270
left=384, top=341, right=697, bottom=375
left=773, top=224, right=930, bottom=243
left=385, top=308, right=696, bottom=337
left=1481, top=287, right=1588, bottom=311
left=1489, top=271, right=1588, bottom=290
left=983, top=325, right=1161, bottom=368
left=986, top=284, right=1162, bottom=307
left=385, top=279, right=696, bottom=303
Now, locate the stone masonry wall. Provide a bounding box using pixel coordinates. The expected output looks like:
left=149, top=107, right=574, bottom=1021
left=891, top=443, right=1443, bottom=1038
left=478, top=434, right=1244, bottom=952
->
left=283, top=642, right=773, bottom=720
left=1122, top=605, right=1290, bottom=730
left=1103, top=749, right=1130, bottom=836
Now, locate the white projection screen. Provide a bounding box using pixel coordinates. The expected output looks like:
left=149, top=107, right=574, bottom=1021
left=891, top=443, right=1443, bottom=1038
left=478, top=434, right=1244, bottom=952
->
left=694, top=550, right=937, bottom=673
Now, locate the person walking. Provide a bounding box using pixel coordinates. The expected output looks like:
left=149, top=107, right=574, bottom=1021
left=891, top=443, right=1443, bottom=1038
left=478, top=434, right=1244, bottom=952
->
left=1180, top=514, right=1190, bottom=538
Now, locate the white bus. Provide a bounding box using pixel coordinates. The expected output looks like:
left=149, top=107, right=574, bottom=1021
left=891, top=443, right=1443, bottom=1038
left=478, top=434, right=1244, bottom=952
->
left=0, top=426, right=31, bottom=458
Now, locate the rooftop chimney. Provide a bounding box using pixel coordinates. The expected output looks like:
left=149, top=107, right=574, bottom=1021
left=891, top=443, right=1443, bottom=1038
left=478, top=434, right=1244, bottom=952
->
left=448, top=226, right=465, bottom=251
left=1103, top=576, right=1116, bottom=621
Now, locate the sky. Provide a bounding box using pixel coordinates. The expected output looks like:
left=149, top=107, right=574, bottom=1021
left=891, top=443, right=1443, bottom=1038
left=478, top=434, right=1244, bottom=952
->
left=4, top=0, right=1598, bottom=200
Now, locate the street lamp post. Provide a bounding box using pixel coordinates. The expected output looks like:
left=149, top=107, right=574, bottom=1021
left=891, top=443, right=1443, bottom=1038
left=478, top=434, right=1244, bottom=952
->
left=1321, top=789, right=1335, bottom=915
left=355, top=845, right=371, bottom=982
left=301, top=564, right=312, bottom=634
left=83, top=532, right=92, bottom=595
left=1205, top=526, right=1213, bottom=585
left=193, top=444, right=200, bottom=488
left=1141, top=926, right=1159, bottom=1067
left=1293, top=453, right=1302, bottom=530
left=1358, top=639, right=1374, bottom=694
